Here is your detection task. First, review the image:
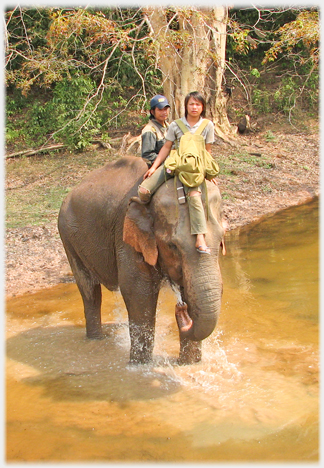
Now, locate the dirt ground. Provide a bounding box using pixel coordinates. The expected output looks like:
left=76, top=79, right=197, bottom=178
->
left=5, top=123, right=320, bottom=299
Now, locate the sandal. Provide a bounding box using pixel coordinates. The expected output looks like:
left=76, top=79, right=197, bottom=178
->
left=196, top=245, right=211, bottom=254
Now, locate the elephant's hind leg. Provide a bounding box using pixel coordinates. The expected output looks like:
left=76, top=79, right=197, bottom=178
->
left=81, top=282, right=103, bottom=340
left=64, top=244, right=103, bottom=339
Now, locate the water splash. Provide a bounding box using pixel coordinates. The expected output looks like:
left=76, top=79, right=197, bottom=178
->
left=170, top=282, right=182, bottom=303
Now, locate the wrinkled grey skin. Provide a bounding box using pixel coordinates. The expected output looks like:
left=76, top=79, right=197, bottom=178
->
left=58, top=156, right=224, bottom=365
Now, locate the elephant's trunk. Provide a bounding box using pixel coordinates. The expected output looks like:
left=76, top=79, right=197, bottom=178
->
left=176, top=257, right=222, bottom=341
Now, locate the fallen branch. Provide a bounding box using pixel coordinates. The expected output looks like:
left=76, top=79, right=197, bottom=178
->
left=119, top=132, right=131, bottom=154
left=91, top=140, right=112, bottom=149
left=6, top=143, right=67, bottom=159
left=126, top=135, right=141, bottom=153
left=6, top=134, right=142, bottom=160
left=5, top=139, right=114, bottom=159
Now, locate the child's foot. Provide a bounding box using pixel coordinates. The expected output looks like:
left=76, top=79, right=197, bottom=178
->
left=195, top=233, right=210, bottom=254
left=138, top=186, right=151, bottom=203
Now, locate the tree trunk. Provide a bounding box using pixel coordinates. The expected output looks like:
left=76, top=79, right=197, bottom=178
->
left=144, top=6, right=235, bottom=140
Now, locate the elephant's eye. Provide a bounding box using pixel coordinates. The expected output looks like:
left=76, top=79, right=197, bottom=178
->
left=168, top=243, right=178, bottom=251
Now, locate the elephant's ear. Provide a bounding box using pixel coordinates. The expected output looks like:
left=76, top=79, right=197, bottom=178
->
left=123, top=198, right=158, bottom=266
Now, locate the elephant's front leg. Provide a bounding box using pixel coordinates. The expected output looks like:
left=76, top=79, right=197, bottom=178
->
left=128, top=313, right=156, bottom=364
left=178, top=336, right=202, bottom=365
left=120, top=275, right=160, bottom=364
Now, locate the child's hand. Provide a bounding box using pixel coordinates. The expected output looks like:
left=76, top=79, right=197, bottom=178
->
left=143, top=167, right=155, bottom=179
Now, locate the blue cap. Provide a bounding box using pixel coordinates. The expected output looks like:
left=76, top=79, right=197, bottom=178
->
left=150, top=95, right=170, bottom=109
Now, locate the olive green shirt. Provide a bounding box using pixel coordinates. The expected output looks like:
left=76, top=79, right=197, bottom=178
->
left=141, top=119, right=169, bottom=167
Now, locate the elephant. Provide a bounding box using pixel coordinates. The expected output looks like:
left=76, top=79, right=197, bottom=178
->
left=58, top=156, right=225, bottom=365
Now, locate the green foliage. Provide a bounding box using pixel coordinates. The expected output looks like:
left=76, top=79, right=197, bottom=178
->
left=252, top=89, right=271, bottom=114
left=14, top=75, right=102, bottom=149
left=5, top=7, right=163, bottom=151
left=226, top=7, right=319, bottom=122
left=251, top=65, right=319, bottom=119
left=221, top=192, right=233, bottom=201
left=222, top=150, right=274, bottom=172
left=5, top=126, right=21, bottom=144
left=5, top=151, right=112, bottom=228
left=239, top=152, right=273, bottom=168
left=265, top=131, right=277, bottom=143
left=305, top=71, right=319, bottom=110
left=6, top=89, right=29, bottom=115
left=5, top=76, right=150, bottom=151
left=273, top=77, right=298, bottom=114
left=4, top=6, right=319, bottom=151
left=44, top=75, right=102, bottom=149
left=281, top=63, right=319, bottom=113
left=263, top=10, right=319, bottom=66
left=250, top=68, right=260, bottom=79
left=7, top=183, right=70, bottom=228
left=219, top=167, right=237, bottom=177
left=227, top=7, right=303, bottom=66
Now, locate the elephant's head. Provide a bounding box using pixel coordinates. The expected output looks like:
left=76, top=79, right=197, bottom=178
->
left=123, top=180, right=225, bottom=343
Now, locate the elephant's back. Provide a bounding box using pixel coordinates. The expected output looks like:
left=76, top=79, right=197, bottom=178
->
left=82, top=155, right=146, bottom=186
left=74, top=156, right=146, bottom=200
left=61, top=156, right=146, bottom=217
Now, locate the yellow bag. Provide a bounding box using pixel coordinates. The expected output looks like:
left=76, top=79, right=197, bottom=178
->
left=164, top=119, right=219, bottom=187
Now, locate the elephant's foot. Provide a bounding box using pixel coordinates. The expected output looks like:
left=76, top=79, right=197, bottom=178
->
left=85, top=314, right=103, bottom=340
left=175, top=302, right=192, bottom=333
left=129, top=357, right=152, bottom=366
left=129, top=352, right=152, bottom=365
left=86, top=331, right=104, bottom=340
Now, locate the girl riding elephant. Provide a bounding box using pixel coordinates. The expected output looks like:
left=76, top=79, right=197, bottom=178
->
left=138, top=91, right=219, bottom=254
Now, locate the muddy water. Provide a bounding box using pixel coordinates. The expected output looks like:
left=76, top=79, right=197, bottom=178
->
left=6, top=199, right=319, bottom=463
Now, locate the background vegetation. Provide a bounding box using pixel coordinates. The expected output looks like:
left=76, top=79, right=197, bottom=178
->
left=5, top=5, right=319, bottom=152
